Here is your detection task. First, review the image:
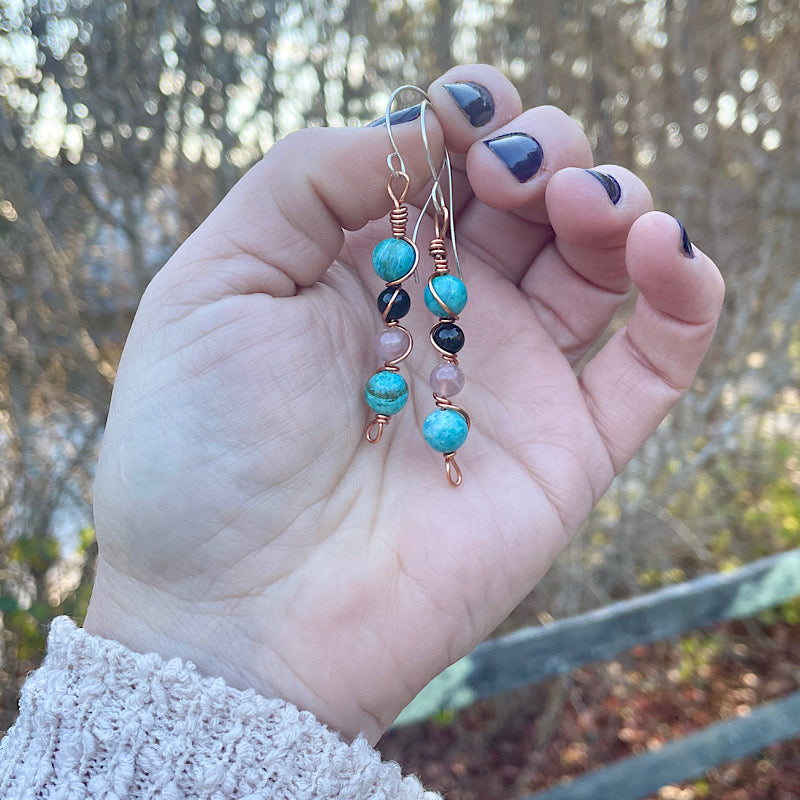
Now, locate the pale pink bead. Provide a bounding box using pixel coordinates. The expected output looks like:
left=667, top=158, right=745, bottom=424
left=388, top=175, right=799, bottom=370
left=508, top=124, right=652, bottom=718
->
left=430, top=362, right=465, bottom=396
left=376, top=327, right=410, bottom=362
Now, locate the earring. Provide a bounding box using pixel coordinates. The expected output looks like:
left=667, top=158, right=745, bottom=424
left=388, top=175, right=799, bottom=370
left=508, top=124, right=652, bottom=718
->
left=364, top=86, right=425, bottom=444
left=415, top=113, right=470, bottom=486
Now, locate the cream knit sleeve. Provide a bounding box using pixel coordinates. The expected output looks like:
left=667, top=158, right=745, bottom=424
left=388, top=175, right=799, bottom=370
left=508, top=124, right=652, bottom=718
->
left=0, top=617, right=441, bottom=800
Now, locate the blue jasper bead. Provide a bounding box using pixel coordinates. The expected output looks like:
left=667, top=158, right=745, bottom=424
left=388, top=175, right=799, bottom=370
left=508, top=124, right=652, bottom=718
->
left=424, top=274, right=468, bottom=317
left=372, top=238, right=417, bottom=283
left=365, top=370, right=409, bottom=415
left=423, top=408, right=468, bottom=453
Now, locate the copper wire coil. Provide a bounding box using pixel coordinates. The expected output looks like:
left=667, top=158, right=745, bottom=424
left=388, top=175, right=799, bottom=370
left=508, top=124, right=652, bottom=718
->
left=426, top=273, right=458, bottom=320
left=428, top=237, right=449, bottom=271
left=390, top=206, right=409, bottom=237
left=365, top=414, right=390, bottom=444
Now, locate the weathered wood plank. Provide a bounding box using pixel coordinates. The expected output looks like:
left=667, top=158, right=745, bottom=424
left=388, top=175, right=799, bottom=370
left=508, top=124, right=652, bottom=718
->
left=525, top=689, right=800, bottom=800
left=395, top=548, right=800, bottom=726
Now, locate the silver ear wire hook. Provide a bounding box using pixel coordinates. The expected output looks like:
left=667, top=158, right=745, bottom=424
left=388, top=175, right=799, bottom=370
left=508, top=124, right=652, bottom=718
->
left=442, top=148, right=463, bottom=279
left=382, top=86, right=463, bottom=280
left=384, top=84, right=431, bottom=179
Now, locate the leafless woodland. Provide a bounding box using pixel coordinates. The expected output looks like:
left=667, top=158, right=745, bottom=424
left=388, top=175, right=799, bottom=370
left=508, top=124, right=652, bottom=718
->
left=1, top=0, right=799, bottom=739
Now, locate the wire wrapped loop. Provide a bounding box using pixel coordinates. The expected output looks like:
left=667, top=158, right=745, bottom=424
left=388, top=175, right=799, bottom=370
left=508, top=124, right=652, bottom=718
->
left=387, top=172, right=410, bottom=208
left=443, top=453, right=463, bottom=487
left=365, top=415, right=390, bottom=443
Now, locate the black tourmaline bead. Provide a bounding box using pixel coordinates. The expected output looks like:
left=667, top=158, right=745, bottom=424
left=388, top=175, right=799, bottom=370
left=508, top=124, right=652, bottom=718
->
left=377, top=287, right=411, bottom=321
left=432, top=322, right=465, bottom=354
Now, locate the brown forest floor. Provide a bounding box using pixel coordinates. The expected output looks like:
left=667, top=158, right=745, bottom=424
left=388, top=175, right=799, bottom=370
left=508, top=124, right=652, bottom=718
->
left=380, top=618, right=800, bottom=800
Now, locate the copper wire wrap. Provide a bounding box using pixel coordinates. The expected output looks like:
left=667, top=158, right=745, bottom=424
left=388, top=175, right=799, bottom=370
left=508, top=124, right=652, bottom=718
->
left=390, top=206, right=409, bottom=239
left=433, top=395, right=471, bottom=429
left=365, top=172, right=416, bottom=444
left=444, top=453, right=463, bottom=487
left=428, top=237, right=449, bottom=274
left=427, top=236, right=460, bottom=352
left=381, top=287, right=404, bottom=321
left=425, top=227, right=469, bottom=486
left=365, top=414, right=390, bottom=443
left=434, top=394, right=471, bottom=487
left=429, top=328, right=461, bottom=360
left=387, top=172, right=410, bottom=209
left=381, top=323, right=413, bottom=371
left=426, top=272, right=458, bottom=321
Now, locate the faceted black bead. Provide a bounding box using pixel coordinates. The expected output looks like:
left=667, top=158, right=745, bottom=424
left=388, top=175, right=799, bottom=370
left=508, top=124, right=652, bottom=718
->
left=377, top=287, right=411, bottom=321
left=432, top=322, right=465, bottom=354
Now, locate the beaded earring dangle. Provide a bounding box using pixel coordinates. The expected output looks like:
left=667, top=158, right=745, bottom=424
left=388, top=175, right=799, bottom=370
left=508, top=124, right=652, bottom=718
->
left=364, top=86, right=428, bottom=444
left=414, top=105, right=471, bottom=487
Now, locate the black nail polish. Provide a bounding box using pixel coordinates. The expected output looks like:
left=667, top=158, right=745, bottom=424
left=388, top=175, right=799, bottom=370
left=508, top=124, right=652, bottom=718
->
left=483, top=133, right=543, bottom=183
left=677, top=219, right=695, bottom=258
left=444, top=82, right=495, bottom=127
left=366, top=104, right=422, bottom=128
left=586, top=170, right=621, bottom=205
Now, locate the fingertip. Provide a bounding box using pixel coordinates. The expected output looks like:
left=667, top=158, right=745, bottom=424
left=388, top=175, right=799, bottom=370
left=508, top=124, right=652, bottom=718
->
left=428, top=64, right=523, bottom=153
left=585, top=169, right=622, bottom=205
left=464, top=107, right=592, bottom=218
left=546, top=165, right=654, bottom=247
left=280, top=120, right=444, bottom=229
left=627, top=211, right=725, bottom=324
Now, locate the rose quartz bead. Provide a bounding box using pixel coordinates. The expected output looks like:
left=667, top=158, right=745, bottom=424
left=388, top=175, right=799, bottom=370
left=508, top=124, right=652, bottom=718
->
left=376, top=327, right=410, bottom=362
left=430, top=362, right=465, bottom=396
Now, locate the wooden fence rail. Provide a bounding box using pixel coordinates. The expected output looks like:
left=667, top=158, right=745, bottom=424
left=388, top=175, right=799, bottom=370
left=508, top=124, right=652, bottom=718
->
left=524, top=689, right=800, bottom=800
left=394, top=548, right=800, bottom=799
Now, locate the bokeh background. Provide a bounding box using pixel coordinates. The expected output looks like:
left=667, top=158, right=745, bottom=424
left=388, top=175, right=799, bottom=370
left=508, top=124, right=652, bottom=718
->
left=1, top=1, right=799, bottom=798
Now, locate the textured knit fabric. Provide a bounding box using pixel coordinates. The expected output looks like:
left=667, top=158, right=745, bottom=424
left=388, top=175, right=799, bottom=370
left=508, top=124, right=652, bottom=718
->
left=0, top=617, right=441, bottom=800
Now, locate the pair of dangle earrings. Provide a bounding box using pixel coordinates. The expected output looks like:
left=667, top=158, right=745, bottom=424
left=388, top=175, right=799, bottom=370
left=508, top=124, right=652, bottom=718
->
left=364, top=86, right=471, bottom=487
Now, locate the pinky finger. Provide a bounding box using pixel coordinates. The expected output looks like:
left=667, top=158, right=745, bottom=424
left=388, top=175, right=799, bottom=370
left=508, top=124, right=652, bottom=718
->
left=579, top=211, right=725, bottom=473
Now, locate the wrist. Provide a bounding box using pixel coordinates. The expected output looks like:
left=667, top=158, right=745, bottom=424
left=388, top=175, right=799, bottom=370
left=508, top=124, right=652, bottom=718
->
left=84, top=557, right=390, bottom=743
left=84, top=558, right=278, bottom=701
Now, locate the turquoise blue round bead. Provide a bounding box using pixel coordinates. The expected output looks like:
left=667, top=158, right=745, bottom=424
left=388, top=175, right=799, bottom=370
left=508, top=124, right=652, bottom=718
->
left=424, top=274, right=467, bottom=317
left=372, top=238, right=417, bottom=283
left=365, top=370, right=409, bottom=415
left=423, top=409, right=468, bottom=453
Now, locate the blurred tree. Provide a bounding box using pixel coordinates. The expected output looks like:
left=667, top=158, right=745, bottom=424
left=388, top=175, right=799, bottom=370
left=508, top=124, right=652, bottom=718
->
left=0, top=0, right=445, bottom=715
left=1, top=0, right=799, bottom=751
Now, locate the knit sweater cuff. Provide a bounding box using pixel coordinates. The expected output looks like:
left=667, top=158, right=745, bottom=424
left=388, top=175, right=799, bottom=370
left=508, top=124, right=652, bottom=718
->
left=0, top=617, right=440, bottom=800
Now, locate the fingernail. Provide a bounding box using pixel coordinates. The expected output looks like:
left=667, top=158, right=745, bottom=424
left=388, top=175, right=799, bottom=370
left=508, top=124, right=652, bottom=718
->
left=483, top=133, right=543, bottom=183
left=444, top=82, right=495, bottom=127
left=677, top=219, right=695, bottom=258
left=586, top=170, right=621, bottom=205
left=366, top=104, right=422, bottom=128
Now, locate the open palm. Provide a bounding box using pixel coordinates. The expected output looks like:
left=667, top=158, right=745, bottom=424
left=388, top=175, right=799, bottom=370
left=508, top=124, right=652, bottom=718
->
left=85, top=66, right=723, bottom=744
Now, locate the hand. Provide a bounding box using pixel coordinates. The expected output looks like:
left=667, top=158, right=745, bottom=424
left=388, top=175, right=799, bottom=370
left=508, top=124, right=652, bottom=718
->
left=84, top=65, right=724, bottom=744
